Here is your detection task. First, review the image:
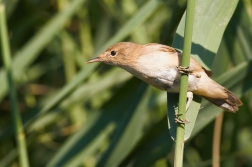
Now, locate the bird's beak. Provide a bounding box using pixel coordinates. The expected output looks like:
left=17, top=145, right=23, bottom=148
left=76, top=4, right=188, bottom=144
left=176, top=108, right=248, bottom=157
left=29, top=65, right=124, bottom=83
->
left=86, top=55, right=103, bottom=64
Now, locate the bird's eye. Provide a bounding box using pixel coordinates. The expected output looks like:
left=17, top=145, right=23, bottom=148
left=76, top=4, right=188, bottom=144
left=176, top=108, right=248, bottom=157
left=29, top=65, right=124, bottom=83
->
left=110, top=50, right=116, bottom=56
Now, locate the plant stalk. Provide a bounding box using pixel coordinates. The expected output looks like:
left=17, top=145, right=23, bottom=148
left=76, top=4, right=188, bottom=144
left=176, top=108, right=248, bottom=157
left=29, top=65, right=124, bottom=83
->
left=0, top=4, right=30, bottom=167
left=212, top=113, right=224, bottom=167
left=174, top=0, right=195, bottom=166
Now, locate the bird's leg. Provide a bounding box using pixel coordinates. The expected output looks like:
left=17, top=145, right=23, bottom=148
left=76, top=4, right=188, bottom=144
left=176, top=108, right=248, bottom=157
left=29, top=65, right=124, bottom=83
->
left=174, top=92, right=193, bottom=124
left=175, top=117, right=190, bottom=124
left=174, top=66, right=194, bottom=124
left=186, top=92, right=193, bottom=111
left=177, top=66, right=194, bottom=75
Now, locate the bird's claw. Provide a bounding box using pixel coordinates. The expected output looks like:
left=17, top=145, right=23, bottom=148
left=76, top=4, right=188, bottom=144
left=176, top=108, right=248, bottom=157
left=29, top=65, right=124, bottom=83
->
left=177, top=66, right=193, bottom=75
left=175, top=118, right=190, bottom=124
left=175, top=113, right=190, bottom=124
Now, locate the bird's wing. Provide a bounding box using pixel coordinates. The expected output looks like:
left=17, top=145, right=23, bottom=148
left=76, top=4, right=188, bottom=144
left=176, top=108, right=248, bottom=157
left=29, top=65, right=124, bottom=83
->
left=144, top=43, right=177, bottom=53
left=202, top=67, right=213, bottom=76
left=144, top=43, right=214, bottom=76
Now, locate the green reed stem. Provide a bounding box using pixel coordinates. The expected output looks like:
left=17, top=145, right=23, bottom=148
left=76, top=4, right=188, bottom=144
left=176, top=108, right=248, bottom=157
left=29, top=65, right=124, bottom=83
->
left=174, top=0, right=195, bottom=166
left=0, top=4, right=30, bottom=167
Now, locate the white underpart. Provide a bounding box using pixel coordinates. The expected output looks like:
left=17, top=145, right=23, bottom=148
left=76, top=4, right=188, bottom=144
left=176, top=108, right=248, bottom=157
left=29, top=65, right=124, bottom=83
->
left=122, top=51, right=200, bottom=93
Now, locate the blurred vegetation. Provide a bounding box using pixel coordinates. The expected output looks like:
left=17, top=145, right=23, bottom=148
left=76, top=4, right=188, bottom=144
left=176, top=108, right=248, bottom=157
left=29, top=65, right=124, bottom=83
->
left=0, top=0, right=251, bottom=167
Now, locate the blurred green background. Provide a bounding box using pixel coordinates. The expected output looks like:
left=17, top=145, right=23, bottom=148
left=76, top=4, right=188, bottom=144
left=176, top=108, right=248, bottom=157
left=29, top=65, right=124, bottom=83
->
left=0, top=0, right=252, bottom=166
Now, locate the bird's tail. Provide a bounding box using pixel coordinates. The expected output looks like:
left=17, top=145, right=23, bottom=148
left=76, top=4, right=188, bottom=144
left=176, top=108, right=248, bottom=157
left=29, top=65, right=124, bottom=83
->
left=194, top=79, right=242, bottom=112
left=203, top=88, right=242, bottom=112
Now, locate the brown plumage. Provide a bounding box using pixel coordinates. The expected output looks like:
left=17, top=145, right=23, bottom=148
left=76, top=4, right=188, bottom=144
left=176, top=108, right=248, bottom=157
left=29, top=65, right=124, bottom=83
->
left=87, top=42, right=242, bottom=112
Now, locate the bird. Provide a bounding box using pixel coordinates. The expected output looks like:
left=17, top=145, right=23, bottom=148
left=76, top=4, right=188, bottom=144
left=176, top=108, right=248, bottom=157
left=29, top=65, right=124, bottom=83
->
left=87, top=42, right=242, bottom=112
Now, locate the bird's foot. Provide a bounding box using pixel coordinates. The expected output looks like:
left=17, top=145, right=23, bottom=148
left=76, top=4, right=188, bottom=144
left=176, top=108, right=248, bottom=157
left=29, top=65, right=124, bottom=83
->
left=177, top=66, right=194, bottom=75
left=175, top=114, right=190, bottom=124
left=174, top=92, right=193, bottom=124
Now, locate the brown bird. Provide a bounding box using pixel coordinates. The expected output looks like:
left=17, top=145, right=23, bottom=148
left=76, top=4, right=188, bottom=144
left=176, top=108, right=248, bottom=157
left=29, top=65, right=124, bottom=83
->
left=87, top=42, right=242, bottom=112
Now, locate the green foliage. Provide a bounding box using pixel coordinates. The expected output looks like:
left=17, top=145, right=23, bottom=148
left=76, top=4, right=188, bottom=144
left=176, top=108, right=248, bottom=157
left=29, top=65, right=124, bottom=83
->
left=0, top=0, right=251, bottom=166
